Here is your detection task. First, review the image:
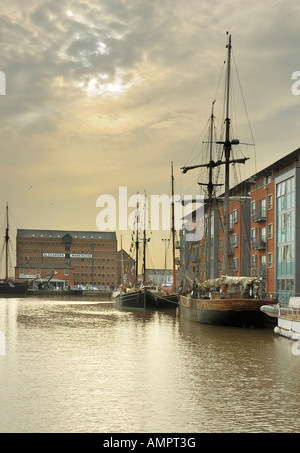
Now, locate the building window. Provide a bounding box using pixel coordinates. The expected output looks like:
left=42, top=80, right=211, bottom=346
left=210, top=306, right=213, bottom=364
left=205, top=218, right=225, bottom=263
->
left=233, top=258, right=238, bottom=272
left=230, top=209, right=238, bottom=229
left=229, top=236, right=234, bottom=252
left=64, top=269, right=69, bottom=276
left=268, top=253, right=273, bottom=268
left=259, top=255, right=266, bottom=276
left=268, top=223, right=273, bottom=239
left=277, top=244, right=294, bottom=276
left=260, top=198, right=266, bottom=217
left=233, top=233, right=238, bottom=247
left=251, top=254, right=257, bottom=270
left=260, top=226, right=266, bottom=242
left=251, top=200, right=256, bottom=217
left=277, top=177, right=294, bottom=212
left=268, top=194, right=273, bottom=209
left=233, top=209, right=238, bottom=223
left=251, top=227, right=257, bottom=240
left=277, top=211, right=294, bottom=243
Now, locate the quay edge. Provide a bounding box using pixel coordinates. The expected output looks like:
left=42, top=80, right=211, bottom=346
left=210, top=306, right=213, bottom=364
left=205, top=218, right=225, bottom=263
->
left=26, top=289, right=113, bottom=299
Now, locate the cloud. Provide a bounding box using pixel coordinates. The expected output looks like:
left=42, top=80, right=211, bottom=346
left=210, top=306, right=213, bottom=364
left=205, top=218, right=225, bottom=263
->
left=0, top=0, right=300, bottom=271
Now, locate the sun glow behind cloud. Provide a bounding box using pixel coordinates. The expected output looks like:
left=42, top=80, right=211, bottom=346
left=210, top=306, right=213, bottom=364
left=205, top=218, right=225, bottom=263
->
left=64, top=7, right=142, bottom=97
left=66, top=9, right=86, bottom=24
left=80, top=70, right=142, bottom=97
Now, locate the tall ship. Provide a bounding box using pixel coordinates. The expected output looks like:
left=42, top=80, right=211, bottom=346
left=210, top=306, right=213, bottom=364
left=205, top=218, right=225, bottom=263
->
left=115, top=186, right=178, bottom=311
left=178, top=33, right=276, bottom=327
left=0, top=204, right=28, bottom=296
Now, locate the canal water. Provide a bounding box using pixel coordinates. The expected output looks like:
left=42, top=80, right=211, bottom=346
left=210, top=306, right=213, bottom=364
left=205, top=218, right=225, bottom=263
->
left=0, top=298, right=299, bottom=433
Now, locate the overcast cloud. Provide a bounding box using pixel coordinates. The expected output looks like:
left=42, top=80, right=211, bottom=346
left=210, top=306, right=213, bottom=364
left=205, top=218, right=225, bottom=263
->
left=0, top=0, right=300, bottom=270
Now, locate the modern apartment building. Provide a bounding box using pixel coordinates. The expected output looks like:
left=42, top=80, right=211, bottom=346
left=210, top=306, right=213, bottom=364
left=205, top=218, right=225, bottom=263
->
left=249, top=147, right=300, bottom=301
left=180, top=146, right=300, bottom=301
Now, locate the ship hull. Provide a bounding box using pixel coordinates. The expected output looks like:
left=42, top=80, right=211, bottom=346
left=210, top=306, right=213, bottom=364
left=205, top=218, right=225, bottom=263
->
left=115, top=289, right=178, bottom=310
left=146, top=291, right=178, bottom=309
left=261, top=304, right=300, bottom=340
left=179, top=295, right=275, bottom=327
left=0, top=282, right=27, bottom=296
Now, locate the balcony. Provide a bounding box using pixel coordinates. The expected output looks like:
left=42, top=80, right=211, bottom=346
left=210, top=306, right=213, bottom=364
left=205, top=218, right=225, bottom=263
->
left=252, top=208, right=266, bottom=223
left=228, top=246, right=234, bottom=256
left=252, top=237, right=266, bottom=250
left=251, top=265, right=266, bottom=277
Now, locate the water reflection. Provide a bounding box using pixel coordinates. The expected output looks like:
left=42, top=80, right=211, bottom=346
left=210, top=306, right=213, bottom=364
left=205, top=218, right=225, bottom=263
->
left=0, top=298, right=299, bottom=433
left=0, top=299, right=18, bottom=355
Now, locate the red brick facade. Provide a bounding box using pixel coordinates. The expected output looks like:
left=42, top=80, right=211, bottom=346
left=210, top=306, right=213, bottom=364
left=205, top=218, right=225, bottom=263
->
left=15, top=229, right=117, bottom=289
left=250, top=179, right=275, bottom=296
left=181, top=146, right=300, bottom=299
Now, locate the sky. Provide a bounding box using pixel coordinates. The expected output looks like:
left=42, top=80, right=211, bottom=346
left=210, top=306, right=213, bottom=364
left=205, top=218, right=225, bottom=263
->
left=1, top=0, right=300, bottom=274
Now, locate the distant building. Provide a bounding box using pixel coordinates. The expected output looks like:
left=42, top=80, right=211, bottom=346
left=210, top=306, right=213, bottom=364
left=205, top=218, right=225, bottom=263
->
left=116, top=250, right=179, bottom=289
left=15, top=229, right=117, bottom=289
left=146, top=268, right=174, bottom=286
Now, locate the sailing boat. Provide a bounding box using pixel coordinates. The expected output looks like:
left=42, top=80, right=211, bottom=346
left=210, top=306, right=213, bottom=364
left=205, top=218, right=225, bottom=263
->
left=0, top=204, right=28, bottom=296
left=178, top=34, right=276, bottom=327
left=115, top=190, right=178, bottom=310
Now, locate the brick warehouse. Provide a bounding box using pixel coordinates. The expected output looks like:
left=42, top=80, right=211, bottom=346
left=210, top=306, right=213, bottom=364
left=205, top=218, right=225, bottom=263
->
left=15, top=229, right=117, bottom=289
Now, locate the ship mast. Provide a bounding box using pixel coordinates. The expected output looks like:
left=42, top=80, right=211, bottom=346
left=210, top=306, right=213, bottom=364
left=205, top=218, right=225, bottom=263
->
left=135, top=201, right=139, bottom=282
left=182, top=33, right=249, bottom=278
left=5, top=203, right=9, bottom=282
left=171, top=162, right=176, bottom=292
left=182, top=100, right=222, bottom=280
left=223, top=34, right=233, bottom=275
left=216, top=33, right=247, bottom=275
left=142, top=192, right=150, bottom=285
left=205, top=101, right=216, bottom=279
left=142, top=194, right=146, bottom=283
left=120, top=235, right=125, bottom=291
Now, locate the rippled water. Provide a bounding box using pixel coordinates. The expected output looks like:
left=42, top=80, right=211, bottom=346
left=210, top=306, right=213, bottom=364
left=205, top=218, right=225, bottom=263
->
left=0, top=297, right=299, bottom=433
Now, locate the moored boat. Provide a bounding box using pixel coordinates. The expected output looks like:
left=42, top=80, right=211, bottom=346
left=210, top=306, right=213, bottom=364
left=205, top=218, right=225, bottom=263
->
left=115, top=287, right=178, bottom=310
left=180, top=296, right=270, bottom=327
left=178, top=34, right=277, bottom=327
left=0, top=204, right=28, bottom=297
left=261, top=297, right=300, bottom=340
left=112, top=289, right=121, bottom=299
left=116, top=183, right=179, bottom=311
left=0, top=280, right=28, bottom=296
left=179, top=275, right=276, bottom=327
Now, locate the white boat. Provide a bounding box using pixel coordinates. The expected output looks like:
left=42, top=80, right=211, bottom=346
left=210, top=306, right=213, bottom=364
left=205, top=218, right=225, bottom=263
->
left=112, top=289, right=121, bottom=299
left=261, top=297, right=300, bottom=340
